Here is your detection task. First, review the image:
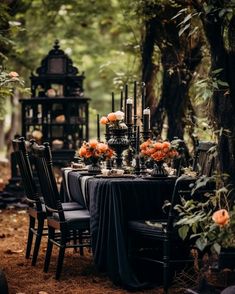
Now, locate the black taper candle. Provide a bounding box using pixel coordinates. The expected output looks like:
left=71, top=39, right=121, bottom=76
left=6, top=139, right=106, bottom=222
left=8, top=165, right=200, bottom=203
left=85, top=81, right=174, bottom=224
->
left=97, top=114, right=100, bottom=141
left=143, top=108, right=150, bottom=133
left=136, top=125, right=140, bottom=154
left=134, top=81, right=137, bottom=116
left=120, top=91, right=123, bottom=111
left=124, top=84, right=128, bottom=122
left=112, top=92, right=115, bottom=112
left=141, top=82, right=146, bottom=115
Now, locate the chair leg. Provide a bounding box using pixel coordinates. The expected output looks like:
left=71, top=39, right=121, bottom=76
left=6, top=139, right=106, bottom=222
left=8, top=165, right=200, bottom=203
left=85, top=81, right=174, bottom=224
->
left=31, top=218, right=44, bottom=266
left=56, top=244, right=66, bottom=280
left=26, top=216, right=35, bottom=259
left=44, top=227, right=55, bottom=273
left=73, top=229, right=78, bottom=253
left=79, top=230, right=84, bottom=256
left=163, top=238, right=170, bottom=294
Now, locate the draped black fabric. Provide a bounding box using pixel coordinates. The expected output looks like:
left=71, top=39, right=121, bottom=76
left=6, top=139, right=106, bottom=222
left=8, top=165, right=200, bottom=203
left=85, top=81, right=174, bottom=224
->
left=67, top=171, right=87, bottom=208
left=87, top=177, right=176, bottom=290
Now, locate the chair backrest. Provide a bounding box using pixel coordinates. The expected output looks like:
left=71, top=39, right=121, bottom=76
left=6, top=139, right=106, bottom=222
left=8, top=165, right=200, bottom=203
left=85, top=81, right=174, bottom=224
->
left=31, top=142, right=64, bottom=216
left=12, top=137, right=42, bottom=209
left=167, top=175, right=195, bottom=231
left=167, top=174, right=215, bottom=231
left=193, top=141, right=217, bottom=176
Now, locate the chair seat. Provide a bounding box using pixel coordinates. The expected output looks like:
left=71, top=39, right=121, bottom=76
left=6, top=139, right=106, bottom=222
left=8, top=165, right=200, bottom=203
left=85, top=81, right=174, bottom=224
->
left=128, top=220, right=168, bottom=237
left=31, top=201, right=84, bottom=214
left=61, top=202, right=85, bottom=211
left=49, top=209, right=90, bottom=230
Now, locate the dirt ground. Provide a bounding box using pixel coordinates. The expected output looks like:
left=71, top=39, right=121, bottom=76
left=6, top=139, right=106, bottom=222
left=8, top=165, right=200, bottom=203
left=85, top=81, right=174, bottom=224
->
left=0, top=208, right=168, bottom=294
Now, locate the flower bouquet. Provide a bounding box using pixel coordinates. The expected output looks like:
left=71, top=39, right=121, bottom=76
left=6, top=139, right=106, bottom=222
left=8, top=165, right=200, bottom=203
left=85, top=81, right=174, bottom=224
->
left=140, top=139, right=178, bottom=177
left=100, top=111, right=129, bottom=168
left=77, top=139, right=114, bottom=173
left=100, top=110, right=127, bottom=130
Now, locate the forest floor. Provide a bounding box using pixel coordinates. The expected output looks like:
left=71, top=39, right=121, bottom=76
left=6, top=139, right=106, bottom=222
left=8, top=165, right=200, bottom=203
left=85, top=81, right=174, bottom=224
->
left=0, top=161, right=233, bottom=294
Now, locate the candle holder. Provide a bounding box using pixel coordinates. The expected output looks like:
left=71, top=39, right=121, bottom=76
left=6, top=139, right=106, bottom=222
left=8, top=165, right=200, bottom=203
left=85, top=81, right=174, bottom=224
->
left=134, top=155, right=141, bottom=175
left=108, top=128, right=129, bottom=169
left=140, top=156, right=147, bottom=175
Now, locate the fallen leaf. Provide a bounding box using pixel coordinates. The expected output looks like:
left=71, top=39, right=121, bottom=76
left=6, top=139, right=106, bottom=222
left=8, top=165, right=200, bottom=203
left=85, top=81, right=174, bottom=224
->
left=4, top=249, right=23, bottom=254
left=38, top=291, right=49, bottom=294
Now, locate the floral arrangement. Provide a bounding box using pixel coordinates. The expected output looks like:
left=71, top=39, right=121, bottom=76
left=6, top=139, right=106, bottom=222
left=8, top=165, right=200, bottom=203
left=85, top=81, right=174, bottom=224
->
left=100, top=111, right=127, bottom=129
left=174, top=175, right=235, bottom=253
left=77, top=139, right=114, bottom=160
left=140, top=139, right=178, bottom=161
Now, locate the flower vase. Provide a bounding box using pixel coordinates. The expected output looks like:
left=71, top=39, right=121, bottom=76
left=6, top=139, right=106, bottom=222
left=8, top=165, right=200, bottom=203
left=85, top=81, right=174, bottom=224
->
left=151, top=160, right=168, bottom=177
left=108, top=128, right=129, bottom=169
left=87, top=157, right=101, bottom=174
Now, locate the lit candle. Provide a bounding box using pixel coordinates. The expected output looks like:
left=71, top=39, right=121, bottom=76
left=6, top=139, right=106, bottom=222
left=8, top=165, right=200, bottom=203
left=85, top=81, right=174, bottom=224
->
left=143, top=108, right=150, bottom=133
left=134, top=81, right=137, bottom=117
left=112, top=92, right=115, bottom=112
left=97, top=114, right=100, bottom=141
left=126, top=98, right=133, bottom=125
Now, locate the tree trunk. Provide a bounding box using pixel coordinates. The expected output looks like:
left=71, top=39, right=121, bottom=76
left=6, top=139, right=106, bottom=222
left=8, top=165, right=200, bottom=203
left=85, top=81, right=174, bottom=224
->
left=199, top=3, right=235, bottom=184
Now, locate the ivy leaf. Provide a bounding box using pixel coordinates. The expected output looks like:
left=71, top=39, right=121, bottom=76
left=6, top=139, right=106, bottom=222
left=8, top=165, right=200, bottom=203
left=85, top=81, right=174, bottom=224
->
left=196, top=237, right=208, bottom=251
left=178, top=225, right=189, bottom=240
left=213, top=242, right=221, bottom=254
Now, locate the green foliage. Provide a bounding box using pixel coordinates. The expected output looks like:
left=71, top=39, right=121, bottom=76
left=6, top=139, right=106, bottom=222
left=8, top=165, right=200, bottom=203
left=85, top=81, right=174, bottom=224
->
left=0, top=69, right=25, bottom=119
left=175, top=174, right=235, bottom=253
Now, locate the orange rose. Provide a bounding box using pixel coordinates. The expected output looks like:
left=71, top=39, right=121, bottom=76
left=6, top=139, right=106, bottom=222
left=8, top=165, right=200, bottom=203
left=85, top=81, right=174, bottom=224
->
left=89, top=139, right=98, bottom=148
left=100, top=116, right=108, bottom=125
left=154, top=142, right=163, bottom=150
left=79, top=146, right=87, bottom=157
left=98, top=143, right=108, bottom=152
left=107, top=112, right=117, bottom=122
left=212, top=209, right=230, bottom=226
left=162, top=141, right=171, bottom=149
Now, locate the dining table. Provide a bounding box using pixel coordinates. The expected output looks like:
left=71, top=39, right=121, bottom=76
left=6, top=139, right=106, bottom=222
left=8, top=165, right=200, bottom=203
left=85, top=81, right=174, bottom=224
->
left=62, top=168, right=176, bottom=290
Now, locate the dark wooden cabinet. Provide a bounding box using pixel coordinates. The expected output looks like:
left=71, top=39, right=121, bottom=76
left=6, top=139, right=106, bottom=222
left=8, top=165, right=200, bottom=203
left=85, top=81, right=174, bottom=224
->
left=19, top=40, right=90, bottom=165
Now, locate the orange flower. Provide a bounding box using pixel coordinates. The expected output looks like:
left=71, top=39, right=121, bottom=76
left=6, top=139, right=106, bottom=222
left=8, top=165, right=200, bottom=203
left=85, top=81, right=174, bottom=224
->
left=107, top=112, right=117, bottom=122
left=162, top=141, right=171, bottom=149
left=154, top=142, right=163, bottom=150
left=79, top=146, right=87, bottom=157
left=140, top=139, right=152, bottom=150
left=98, top=143, right=108, bottom=152
left=212, top=209, right=230, bottom=226
left=100, top=116, right=108, bottom=125
left=89, top=139, right=98, bottom=148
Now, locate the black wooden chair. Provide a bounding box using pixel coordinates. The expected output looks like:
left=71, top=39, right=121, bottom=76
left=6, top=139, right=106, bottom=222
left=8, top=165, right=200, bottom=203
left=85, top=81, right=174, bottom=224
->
left=31, top=142, right=90, bottom=279
left=193, top=141, right=217, bottom=176
left=128, top=175, right=212, bottom=293
left=12, top=137, right=84, bottom=266
left=12, top=137, right=47, bottom=266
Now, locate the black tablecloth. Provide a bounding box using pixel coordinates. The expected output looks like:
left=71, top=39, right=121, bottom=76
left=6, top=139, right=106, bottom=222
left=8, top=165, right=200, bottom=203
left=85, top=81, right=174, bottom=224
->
left=63, top=170, right=176, bottom=289
left=87, top=177, right=176, bottom=290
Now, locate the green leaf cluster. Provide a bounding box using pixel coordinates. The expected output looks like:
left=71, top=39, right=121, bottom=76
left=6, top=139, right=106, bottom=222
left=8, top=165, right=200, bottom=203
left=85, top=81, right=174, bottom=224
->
left=175, top=175, right=235, bottom=253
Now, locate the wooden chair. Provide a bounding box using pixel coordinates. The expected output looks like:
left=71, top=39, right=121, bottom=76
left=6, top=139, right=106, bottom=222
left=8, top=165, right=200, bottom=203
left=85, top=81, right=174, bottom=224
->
left=193, top=141, right=217, bottom=176
left=12, top=137, right=84, bottom=266
left=12, top=137, right=46, bottom=266
left=128, top=175, right=212, bottom=293
left=31, top=142, right=90, bottom=279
